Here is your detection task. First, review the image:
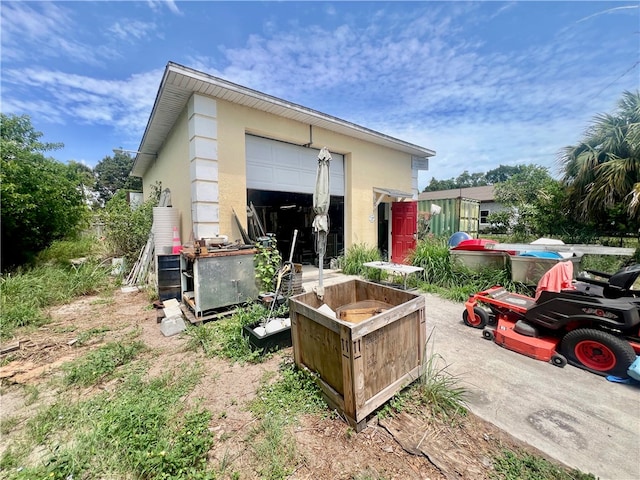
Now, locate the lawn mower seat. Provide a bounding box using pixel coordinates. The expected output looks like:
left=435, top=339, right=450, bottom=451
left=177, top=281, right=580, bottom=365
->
left=534, top=260, right=576, bottom=302
left=576, top=264, right=640, bottom=299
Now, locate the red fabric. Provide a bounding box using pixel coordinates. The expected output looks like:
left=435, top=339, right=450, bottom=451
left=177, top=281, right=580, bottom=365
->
left=535, top=261, right=576, bottom=301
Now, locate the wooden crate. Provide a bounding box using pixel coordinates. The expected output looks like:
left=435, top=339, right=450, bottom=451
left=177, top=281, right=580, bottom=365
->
left=289, top=279, right=426, bottom=431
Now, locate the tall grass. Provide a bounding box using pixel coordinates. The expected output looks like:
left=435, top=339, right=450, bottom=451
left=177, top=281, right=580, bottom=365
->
left=1, top=260, right=115, bottom=338
left=34, top=237, right=104, bottom=265
left=408, top=237, right=528, bottom=302
left=340, top=243, right=382, bottom=277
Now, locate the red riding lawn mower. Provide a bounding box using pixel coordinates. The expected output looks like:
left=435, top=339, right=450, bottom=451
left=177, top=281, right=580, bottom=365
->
left=463, top=262, right=640, bottom=378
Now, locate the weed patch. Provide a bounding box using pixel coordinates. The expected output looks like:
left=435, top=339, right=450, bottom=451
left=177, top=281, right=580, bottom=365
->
left=249, top=358, right=327, bottom=422
left=62, top=340, right=146, bottom=386
left=5, top=367, right=216, bottom=480
left=0, top=260, right=114, bottom=338
left=184, top=302, right=287, bottom=363
left=491, top=448, right=596, bottom=480
left=245, top=358, right=327, bottom=478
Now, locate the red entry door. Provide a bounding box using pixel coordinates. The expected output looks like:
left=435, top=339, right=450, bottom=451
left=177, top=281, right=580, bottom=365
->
left=391, top=201, right=417, bottom=264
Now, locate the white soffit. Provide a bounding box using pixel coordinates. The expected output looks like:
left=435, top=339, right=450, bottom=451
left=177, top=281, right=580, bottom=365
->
left=132, top=62, right=435, bottom=177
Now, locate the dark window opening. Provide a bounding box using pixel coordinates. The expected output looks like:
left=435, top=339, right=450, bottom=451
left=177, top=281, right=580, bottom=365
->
left=480, top=209, right=489, bottom=224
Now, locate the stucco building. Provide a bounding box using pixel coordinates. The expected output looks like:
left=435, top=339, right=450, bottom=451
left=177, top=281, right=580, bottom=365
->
left=131, top=62, right=435, bottom=263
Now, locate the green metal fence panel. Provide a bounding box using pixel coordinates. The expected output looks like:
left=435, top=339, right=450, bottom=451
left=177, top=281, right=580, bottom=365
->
left=418, top=197, right=480, bottom=237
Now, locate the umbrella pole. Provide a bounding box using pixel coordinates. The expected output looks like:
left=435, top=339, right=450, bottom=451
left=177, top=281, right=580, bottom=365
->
left=316, top=231, right=326, bottom=299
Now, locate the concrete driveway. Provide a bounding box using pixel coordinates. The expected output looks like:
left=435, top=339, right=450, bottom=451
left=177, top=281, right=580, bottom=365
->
left=302, top=269, right=639, bottom=480
left=427, top=292, right=639, bottom=480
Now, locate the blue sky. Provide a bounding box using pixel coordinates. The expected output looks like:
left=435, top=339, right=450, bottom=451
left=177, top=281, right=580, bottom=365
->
left=1, top=1, right=638, bottom=190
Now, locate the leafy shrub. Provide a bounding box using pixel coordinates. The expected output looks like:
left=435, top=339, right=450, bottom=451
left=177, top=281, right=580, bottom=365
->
left=254, top=240, right=282, bottom=293
left=99, top=190, right=156, bottom=268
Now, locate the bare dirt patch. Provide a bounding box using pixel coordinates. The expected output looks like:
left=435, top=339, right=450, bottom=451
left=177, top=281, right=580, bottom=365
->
left=0, top=287, right=563, bottom=479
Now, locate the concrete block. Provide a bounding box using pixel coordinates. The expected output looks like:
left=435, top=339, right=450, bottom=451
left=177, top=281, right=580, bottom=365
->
left=160, top=315, right=186, bottom=337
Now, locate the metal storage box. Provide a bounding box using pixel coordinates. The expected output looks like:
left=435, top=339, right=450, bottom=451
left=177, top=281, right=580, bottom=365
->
left=289, top=280, right=426, bottom=431
left=450, top=250, right=507, bottom=271
left=510, top=255, right=582, bottom=285
left=181, top=248, right=259, bottom=318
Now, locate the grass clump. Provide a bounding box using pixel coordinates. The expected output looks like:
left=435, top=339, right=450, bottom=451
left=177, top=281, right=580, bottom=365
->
left=184, top=302, right=287, bottom=362
left=491, top=448, right=596, bottom=480
left=246, top=358, right=327, bottom=479
left=5, top=367, right=216, bottom=480
left=62, top=340, right=146, bottom=386
left=340, top=243, right=382, bottom=277
left=411, top=338, right=467, bottom=421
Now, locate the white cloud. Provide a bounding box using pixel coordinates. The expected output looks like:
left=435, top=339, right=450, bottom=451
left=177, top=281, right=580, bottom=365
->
left=108, top=19, right=158, bottom=41
left=146, top=0, right=182, bottom=15
left=0, top=2, right=118, bottom=66
left=2, top=67, right=163, bottom=140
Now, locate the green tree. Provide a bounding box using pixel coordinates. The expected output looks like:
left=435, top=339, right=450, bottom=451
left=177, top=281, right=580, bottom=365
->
left=559, top=90, right=640, bottom=226
left=422, top=164, right=525, bottom=192
left=94, top=150, right=142, bottom=204
left=493, top=165, right=562, bottom=240
left=423, top=177, right=457, bottom=192
left=485, top=164, right=527, bottom=184
left=1, top=114, right=89, bottom=270
left=67, top=160, right=100, bottom=208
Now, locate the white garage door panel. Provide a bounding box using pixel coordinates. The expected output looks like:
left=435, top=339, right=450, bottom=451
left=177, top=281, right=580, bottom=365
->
left=246, top=135, right=344, bottom=195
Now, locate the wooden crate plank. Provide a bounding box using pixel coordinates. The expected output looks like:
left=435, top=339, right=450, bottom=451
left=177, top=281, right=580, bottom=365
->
left=359, top=364, right=423, bottom=421
left=363, top=314, right=421, bottom=399
left=340, top=324, right=356, bottom=420
left=352, top=296, right=425, bottom=338
left=297, top=313, right=343, bottom=395
left=290, top=310, right=303, bottom=367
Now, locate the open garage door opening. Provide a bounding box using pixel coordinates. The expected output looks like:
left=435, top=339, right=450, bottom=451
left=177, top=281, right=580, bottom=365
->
left=247, top=189, right=344, bottom=267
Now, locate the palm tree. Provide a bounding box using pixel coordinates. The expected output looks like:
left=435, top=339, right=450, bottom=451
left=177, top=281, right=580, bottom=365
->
left=559, top=90, right=640, bottom=222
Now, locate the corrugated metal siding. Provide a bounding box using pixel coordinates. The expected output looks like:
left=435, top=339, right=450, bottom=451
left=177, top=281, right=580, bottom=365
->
left=418, top=198, right=479, bottom=237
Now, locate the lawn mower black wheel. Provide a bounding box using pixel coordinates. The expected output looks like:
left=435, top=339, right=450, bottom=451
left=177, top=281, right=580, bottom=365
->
left=482, top=328, right=495, bottom=341
left=551, top=353, right=567, bottom=368
left=463, top=306, right=489, bottom=329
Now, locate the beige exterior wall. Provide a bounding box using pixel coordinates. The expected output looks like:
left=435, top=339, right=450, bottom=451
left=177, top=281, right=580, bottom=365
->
left=143, top=108, right=191, bottom=240
left=144, top=93, right=414, bottom=250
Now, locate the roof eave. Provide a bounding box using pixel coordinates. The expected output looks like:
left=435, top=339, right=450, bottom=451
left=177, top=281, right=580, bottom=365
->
left=131, top=61, right=435, bottom=178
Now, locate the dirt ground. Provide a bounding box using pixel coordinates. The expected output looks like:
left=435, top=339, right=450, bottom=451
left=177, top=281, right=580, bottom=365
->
left=0, top=287, right=564, bottom=479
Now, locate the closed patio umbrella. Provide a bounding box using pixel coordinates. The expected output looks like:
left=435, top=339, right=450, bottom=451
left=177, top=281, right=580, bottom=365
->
left=313, top=147, right=332, bottom=299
